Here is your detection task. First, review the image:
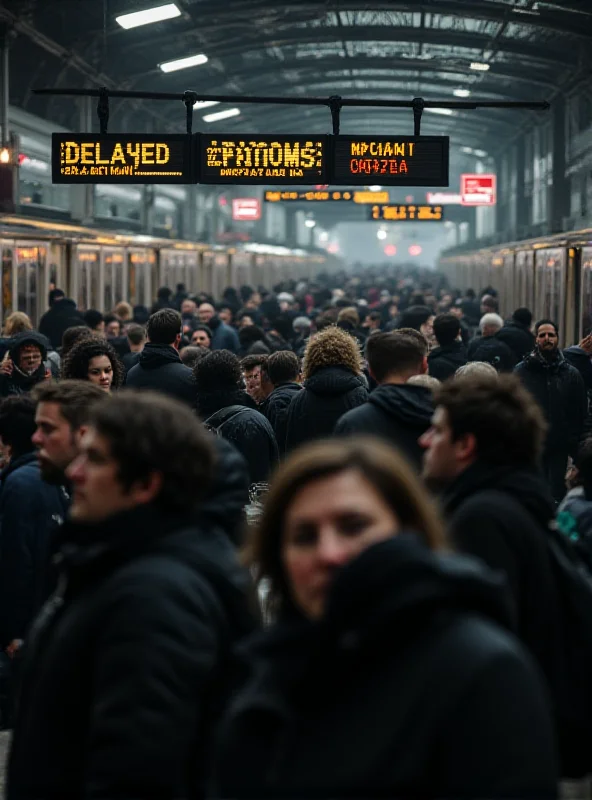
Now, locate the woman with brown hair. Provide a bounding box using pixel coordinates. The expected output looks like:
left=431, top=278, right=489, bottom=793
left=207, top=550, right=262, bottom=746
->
left=213, top=437, right=558, bottom=799
left=284, top=325, right=367, bottom=453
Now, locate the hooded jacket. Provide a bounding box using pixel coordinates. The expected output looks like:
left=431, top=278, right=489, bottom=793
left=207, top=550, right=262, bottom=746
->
left=38, top=298, right=85, bottom=350
left=260, top=382, right=301, bottom=455
left=125, top=342, right=196, bottom=406
left=198, top=389, right=279, bottom=485
left=0, top=332, right=48, bottom=397
left=335, top=383, right=433, bottom=470
left=467, top=333, right=517, bottom=372
left=285, top=366, right=368, bottom=453
left=7, top=502, right=256, bottom=800
left=515, top=348, right=587, bottom=456
left=428, top=341, right=468, bottom=381
left=497, top=320, right=535, bottom=362
left=213, top=535, right=557, bottom=799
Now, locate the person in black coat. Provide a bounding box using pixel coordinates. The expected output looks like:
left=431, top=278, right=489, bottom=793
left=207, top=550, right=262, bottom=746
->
left=515, top=320, right=588, bottom=502
left=285, top=326, right=367, bottom=453
left=0, top=332, right=50, bottom=397
left=259, top=350, right=302, bottom=455
left=213, top=437, right=558, bottom=799
left=6, top=391, right=256, bottom=800
left=420, top=373, right=582, bottom=777
left=335, top=331, right=433, bottom=470
left=467, top=313, right=518, bottom=372
left=195, top=350, right=279, bottom=485
left=428, top=312, right=468, bottom=381
left=497, top=307, right=536, bottom=362
left=38, top=289, right=85, bottom=350
left=126, top=308, right=195, bottom=406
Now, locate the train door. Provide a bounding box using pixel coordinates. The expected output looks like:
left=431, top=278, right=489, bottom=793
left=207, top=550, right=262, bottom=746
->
left=213, top=253, right=229, bottom=300
left=127, top=249, right=152, bottom=308
left=15, top=242, right=49, bottom=326
left=73, top=246, right=100, bottom=312
left=515, top=250, right=535, bottom=314
left=534, top=248, right=567, bottom=344
left=578, top=247, right=592, bottom=340
left=185, top=251, right=199, bottom=294
left=0, top=240, right=14, bottom=328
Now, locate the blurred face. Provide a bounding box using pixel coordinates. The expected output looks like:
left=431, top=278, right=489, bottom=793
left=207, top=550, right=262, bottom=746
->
left=282, top=470, right=398, bottom=620
left=87, top=355, right=113, bottom=391
left=192, top=330, right=211, bottom=347
left=18, top=344, right=42, bottom=374
left=199, top=304, right=215, bottom=324
left=420, top=406, right=471, bottom=490
left=420, top=316, right=435, bottom=339
left=67, top=428, right=154, bottom=524
left=95, top=320, right=106, bottom=336
left=239, top=315, right=254, bottom=329
left=449, top=306, right=463, bottom=319
left=536, top=323, right=558, bottom=355
left=244, top=366, right=263, bottom=401
left=32, top=402, right=78, bottom=484
left=219, top=308, right=232, bottom=324
left=181, top=299, right=196, bottom=316
left=105, top=320, right=120, bottom=338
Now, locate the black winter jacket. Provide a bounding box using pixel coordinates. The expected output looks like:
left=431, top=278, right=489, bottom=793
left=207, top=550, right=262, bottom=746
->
left=0, top=332, right=49, bottom=397
left=334, top=383, right=433, bottom=469
left=515, top=349, right=587, bottom=456
left=202, top=437, right=250, bottom=546
left=198, top=390, right=279, bottom=485
left=0, top=453, right=68, bottom=647
left=125, top=343, right=196, bottom=405
left=497, top=320, right=535, bottom=362
left=467, top=334, right=517, bottom=372
left=428, top=341, right=467, bottom=381
left=7, top=503, right=256, bottom=800
left=38, top=299, right=85, bottom=350
left=213, top=535, right=558, bottom=799
left=442, top=461, right=580, bottom=776
left=285, top=366, right=368, bottom=453
left=260, top=383, right=301, bottom=454
left=209, top=316, right=240, bottom=353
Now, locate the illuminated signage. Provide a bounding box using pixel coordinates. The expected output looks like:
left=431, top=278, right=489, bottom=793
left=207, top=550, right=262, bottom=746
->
left=426, top=192, right=462, bottom=205
left=52, top=134, right=192, bottom=184
left=369, top=204, right=444, bottom=221
left=332, top=136, right=449, bottom=186
left=199, top=135, right=327, bottom=184
left=461, top=173, right=496, bottom=205
left=232, top=198, right=261, bottom=221
left=263, top=189, right=389, bottom=203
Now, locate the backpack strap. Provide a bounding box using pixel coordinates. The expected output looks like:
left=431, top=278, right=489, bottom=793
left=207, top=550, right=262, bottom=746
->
left=203, top=405, right=249, bottom=433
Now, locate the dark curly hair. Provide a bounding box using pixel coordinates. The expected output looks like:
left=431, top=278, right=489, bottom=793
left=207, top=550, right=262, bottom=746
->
left=193, top=349, right=242, bottom=391
left=62, top=337, right=124, bottom=389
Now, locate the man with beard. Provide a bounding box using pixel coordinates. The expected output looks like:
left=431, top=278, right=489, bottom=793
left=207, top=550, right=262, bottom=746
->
left=515, top=319, right=587, bottom=502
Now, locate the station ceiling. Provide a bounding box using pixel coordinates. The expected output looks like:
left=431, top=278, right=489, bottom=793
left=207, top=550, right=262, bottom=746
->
left=2, top=0, right=592, bottom=158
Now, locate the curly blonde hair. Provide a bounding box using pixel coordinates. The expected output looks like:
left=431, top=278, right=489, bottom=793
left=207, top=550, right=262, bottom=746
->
left=302, top=324, right=363, bottom=381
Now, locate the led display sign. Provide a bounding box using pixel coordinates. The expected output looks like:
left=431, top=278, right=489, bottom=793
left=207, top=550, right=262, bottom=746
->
left=333, top=136, right=449, bottom=186
left=263, top=189, right=390, bottom=203
left=199, top=135, right=328, bottom=184
left=51, top=133, right=192, bottom=184
left=369, top=204, right=444, bottom=221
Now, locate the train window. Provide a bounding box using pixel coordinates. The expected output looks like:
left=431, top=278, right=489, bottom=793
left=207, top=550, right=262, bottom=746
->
left=16, top=246, right=44, bottom=326
left=1, top=247, right=12, bottom=325
left=76, top=248, right=99, bottom=312
left=580, top=248, right=592, bottom=337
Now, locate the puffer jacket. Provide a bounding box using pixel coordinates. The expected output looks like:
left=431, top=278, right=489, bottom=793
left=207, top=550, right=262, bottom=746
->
left=125, top=343, right=195, bottom=406
left=497, top=321, right=535, bottom=362
left=428, top=341, right=468, bottom=381
left=284, top=366, right=368, bottom=453
left=260, top=383, right=301, bottom=455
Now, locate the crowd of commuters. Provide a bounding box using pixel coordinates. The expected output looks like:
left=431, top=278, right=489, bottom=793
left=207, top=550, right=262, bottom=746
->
left=2, top=267, right=592, bottom=798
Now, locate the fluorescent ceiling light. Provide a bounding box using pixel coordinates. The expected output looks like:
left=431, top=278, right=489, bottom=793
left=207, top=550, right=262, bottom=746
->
left=470, top=61, right=490, bottom=71
left=193, top=100, right=220, bottom=110
left=453, top=88, right=471, bottom=97
left=460, top=146, right=474, bottom=154
left=377, top=229, right=387, bottom=240
left=369, top=185, right=382, bottom=191
left=159, top=53, right=208, bottom=73
left=202, top=107, right=241, bottom=123
left=426, top=107, right=456, bottom=116
left=116, top=3, right=180, bottom=29
left=304, top=219, right=316, bottom=228
left=473, top=148, right=488, bottom=157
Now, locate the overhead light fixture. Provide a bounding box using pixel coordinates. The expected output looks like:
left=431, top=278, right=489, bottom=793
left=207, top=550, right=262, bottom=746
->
left=453, top=88, right=471, bottom=98
left=202, top=107, right=241, bottom=123
left=473, top=148, right=488, bottom=158
left=470, top=61, right=490, bottom=71
left=369, top=185, right=382, bottom=191
left=460, top=146, right=474, bottom=154
left=0, top=147, right=10, bottom=164
left=193, top=100, right=220, bottom=110
left=426, top=108, right=456, bottom=116
left=304, top=219, right=316, bottom=229
left=377, top=229, right=387, bottom=240
left=159, top=53, right=208, bottom=73
left=116, top=3, right=181, bottom=29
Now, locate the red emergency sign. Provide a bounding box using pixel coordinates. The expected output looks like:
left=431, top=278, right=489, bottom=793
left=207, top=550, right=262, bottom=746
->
left=232, top=198, right=261, bottom=221
left=461, top=174, right=496, bottom=206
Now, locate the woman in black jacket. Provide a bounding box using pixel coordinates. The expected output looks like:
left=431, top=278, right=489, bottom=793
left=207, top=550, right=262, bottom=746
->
left=213, top=437, right=558, bottom=799
left=284, top=325, right=367, bottom=453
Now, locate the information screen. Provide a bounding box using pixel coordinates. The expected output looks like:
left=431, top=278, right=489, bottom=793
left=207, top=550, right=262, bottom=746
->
left=369, top=204, right=444, bottom=221
left=51, top=134, right=192, bottom=184
left=263, top=189, right=390, bottom=203
left=333, top=136, right=449, bottom=186
left=199, top=135, right=328, bottom=184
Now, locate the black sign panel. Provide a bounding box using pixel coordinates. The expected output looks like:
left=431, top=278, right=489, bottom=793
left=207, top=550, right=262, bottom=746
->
left=369, top=204, right=444, bottom=221
left=332, top=136, right=449, bottom=186
left=52, top=134, right=192, bottom=184
left=199, top=135, right=327, bottom=184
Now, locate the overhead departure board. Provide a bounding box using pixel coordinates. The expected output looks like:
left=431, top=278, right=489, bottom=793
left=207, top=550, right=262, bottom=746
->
left=264, top=189, right=390, bottom=203
left=199, top=135, right=328, bottom=184
left=51, top=133, right=192, bottom=184
left=333, top=136, right=449, bottom=186
left=369, top=204, right=444, bottom=221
